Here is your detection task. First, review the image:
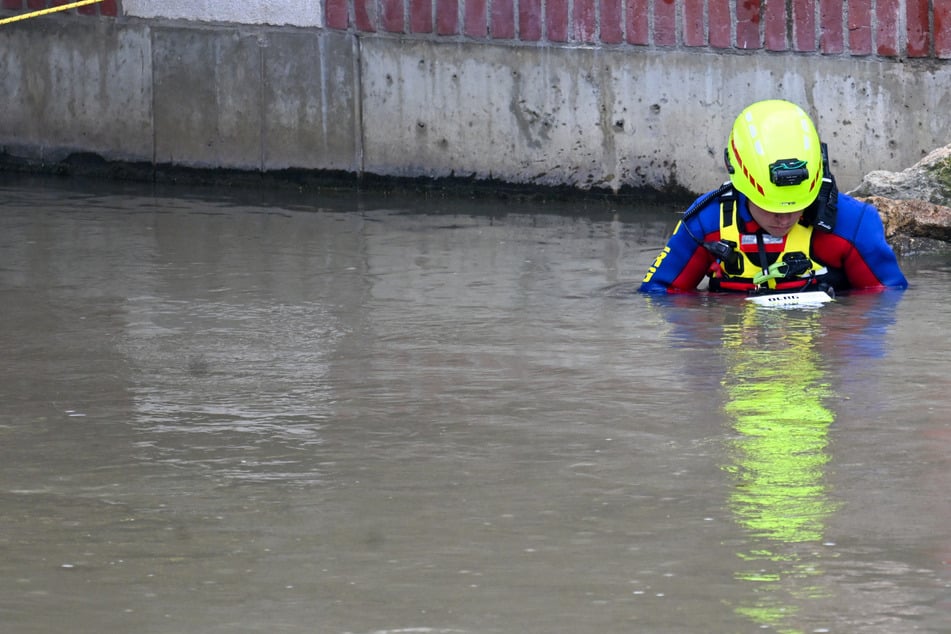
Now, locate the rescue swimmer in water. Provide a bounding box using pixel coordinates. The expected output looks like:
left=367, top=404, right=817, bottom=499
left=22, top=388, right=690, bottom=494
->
left=639, top=99, right=908, bottom=296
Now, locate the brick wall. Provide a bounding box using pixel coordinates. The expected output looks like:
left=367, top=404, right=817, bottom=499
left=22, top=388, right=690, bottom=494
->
left=4, top=0, right=947, bottom=59
left=325, top=0, right=951, bottom=59
left=1, top=0, right=118, bottom=17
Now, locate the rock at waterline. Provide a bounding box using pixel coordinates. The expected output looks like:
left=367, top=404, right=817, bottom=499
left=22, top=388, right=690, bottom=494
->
left=856, top=195, right=951, bottom=255
left=848, top=144, right=951, bottom=252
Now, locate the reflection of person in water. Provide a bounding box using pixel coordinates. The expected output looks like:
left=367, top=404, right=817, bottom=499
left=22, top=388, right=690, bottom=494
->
left=720, top=303, right=837, bottom=629
left=647, top=291, right=903, bottom=631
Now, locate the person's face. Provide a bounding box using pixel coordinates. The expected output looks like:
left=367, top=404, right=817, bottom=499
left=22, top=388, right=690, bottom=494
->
left=748, top=201, right=804, bottom=237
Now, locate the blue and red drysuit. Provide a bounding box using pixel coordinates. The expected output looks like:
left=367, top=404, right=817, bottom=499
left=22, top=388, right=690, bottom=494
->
left=639, top=189, right=908, bottom=294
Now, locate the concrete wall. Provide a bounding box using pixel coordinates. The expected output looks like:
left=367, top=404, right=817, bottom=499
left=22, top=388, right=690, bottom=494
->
left=2, top=2, right=951, bottom=195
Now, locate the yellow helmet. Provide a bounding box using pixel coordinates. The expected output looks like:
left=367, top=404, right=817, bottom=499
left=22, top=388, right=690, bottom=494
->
left=725, top=100, right=823, bottom=213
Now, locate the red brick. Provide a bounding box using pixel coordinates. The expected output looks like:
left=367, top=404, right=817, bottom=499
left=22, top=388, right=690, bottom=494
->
left=436, top=0, right=458, bottom=35
left=26, top=0, right=43, bottom=10
left=819, top=0, right=843, bottom=53
left=736, top=0, right=762, bottom=49
left=491, top=0, right=514, bottom=38
left=792, top=0, right=816, bottom=51
left=50, top=0, right=72, bottom=7
left=409, top=0, right=432, bottom=32
left=764, top=0, right=786, bottom=51
left=1, top=1, right=22, bottom=9
left=572, top=0, right=596, bottom=42
left=936, top=0, right=951, bottom=58
left=518, top=0, right=542, bottom=40
left=847, top=0, right=872, bottom=55
left=546, top=0, right=568, bottom=42
left=876, top=0, right=900, bottom=56
left=654, top=0, right=676, bottom=46
left=79, top=2, right=98, bottom=15
left=599, top=0, right=623, bottom=44
left=98, top=0, right=117, bottom=16
left=380, top=0, right=404, bottom=32
left=463, top=0, right=486, bottom=37
left=625, top=0, right=649, bottom=45
left=683, top=0, right=705, bottom=47
left=326, top=0, right=350, bottom=29
left=708, top=0, right=731, bottom=48
left=355, top=0, right=376, bottom=31
left=906, top=0, right=930, bottom=57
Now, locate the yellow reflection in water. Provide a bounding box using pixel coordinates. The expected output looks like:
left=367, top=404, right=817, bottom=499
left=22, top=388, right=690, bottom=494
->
left=720, top=304, right=838, bottom=632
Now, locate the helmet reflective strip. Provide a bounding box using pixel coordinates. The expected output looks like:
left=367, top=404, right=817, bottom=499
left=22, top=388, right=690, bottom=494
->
left=732, top=138, right=766, bottom=196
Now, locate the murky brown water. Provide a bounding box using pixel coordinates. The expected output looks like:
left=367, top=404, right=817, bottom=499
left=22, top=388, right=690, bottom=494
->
left=2, top=174, right=950, bottom=633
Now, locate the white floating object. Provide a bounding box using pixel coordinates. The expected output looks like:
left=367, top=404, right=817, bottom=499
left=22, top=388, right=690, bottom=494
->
left=746, top=290, right=833, bottom=307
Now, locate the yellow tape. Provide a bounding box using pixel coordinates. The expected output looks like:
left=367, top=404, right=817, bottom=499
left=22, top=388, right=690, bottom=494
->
left=0, top=0, right=105, bottom=26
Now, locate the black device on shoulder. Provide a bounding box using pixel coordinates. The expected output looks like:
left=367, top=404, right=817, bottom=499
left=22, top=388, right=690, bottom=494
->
left=806, top=143, right=838, bottom=232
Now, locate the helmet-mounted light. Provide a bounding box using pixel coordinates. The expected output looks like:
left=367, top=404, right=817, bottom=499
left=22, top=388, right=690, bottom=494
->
left=769, top=159, right=809, bottom=186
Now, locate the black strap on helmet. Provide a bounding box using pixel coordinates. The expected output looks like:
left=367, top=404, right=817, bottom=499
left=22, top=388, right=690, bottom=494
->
left=804, top=143, right=838, bottom=231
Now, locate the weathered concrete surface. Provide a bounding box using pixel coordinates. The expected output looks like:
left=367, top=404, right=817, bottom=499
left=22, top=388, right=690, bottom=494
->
left=357, top=40, right=951, bottom=193
left=0, top=20, right=152, bottom=163
left=351, top=39, right=936, bottom=191
left=152, top=27, right=262, bottom=169
left=4, top=18, right=951, bottom=195
left=150, top=26, right=358, bottom=172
